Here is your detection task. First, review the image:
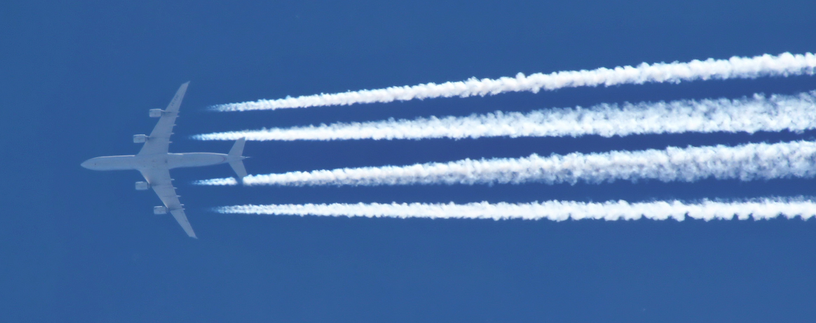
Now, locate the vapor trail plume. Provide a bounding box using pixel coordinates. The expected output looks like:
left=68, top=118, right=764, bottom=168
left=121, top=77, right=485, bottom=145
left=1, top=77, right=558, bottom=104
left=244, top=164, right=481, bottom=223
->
left=214, top=52, right=816, bottom=111
left=196, top=140, right=816, bottom=186
left=196, top=92, right=816, bottom=141
left=216, top=198, right=816, bottom=221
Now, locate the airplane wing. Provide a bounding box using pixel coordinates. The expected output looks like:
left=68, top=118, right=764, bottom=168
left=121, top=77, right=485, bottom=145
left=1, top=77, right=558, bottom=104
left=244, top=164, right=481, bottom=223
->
left=138, top=82, right=189, bottom=156
left=139, top=167, right=197, bottom=238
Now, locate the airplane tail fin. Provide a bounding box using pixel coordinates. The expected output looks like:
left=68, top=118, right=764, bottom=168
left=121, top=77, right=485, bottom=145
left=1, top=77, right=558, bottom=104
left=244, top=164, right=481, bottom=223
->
left=228, top=138, right=248, bottom=184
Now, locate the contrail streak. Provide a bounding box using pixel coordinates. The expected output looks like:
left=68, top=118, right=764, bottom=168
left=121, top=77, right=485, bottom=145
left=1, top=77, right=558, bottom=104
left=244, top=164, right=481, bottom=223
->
left=215, top=198, right=816, bottom=221
left=214, top=52, right=816, bottom=111
left=196, top=92, right=816, bottom=141
left=196, top=140, right=816, bottom=186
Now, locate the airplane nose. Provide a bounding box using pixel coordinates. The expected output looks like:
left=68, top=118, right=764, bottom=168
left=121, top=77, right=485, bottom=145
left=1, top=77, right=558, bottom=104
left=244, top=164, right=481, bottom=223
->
left=81, top=159, right=93, bottom=169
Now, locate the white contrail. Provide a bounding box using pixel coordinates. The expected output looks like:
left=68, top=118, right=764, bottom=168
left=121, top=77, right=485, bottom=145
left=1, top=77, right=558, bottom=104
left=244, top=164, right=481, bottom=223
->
left=214, top=52, right=816, bottom=111
left=196, top=92, right=816, bottom=141
left=215, top=198, right=816, bottom=221
left=196, top=140, right=816, bottom=186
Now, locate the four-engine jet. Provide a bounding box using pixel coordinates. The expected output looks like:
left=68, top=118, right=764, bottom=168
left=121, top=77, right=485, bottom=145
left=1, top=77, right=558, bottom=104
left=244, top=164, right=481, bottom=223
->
left=81, top=82, right=247, bottom=238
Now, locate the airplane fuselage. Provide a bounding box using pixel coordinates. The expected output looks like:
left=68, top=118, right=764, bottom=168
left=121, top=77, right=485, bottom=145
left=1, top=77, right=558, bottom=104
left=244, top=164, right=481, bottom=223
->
left=81, top=153, right=230, bottom=171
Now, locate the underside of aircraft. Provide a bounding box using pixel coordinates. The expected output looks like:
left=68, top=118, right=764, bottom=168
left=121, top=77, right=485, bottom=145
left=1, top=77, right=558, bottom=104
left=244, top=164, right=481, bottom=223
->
left=81, top=82, right=247, bottom=238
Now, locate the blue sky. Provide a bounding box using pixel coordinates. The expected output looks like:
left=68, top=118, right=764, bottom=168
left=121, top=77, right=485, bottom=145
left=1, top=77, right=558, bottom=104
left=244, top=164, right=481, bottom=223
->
left=2, top=0, right=816, bottom=321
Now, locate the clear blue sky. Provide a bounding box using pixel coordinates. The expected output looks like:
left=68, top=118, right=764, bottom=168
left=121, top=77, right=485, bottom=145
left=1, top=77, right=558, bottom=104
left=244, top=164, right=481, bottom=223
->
left=2, top=0, right=816, bottom=321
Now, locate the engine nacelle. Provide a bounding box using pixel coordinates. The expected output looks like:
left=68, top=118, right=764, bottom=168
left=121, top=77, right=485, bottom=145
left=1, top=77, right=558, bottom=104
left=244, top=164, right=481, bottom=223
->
left=135, top=181, right=149, bottom=190
left=153, top=206, right=167, bottom=215
left=149, top=109, right=164, bottom=118
left=133, top=134, right=148, bottom=143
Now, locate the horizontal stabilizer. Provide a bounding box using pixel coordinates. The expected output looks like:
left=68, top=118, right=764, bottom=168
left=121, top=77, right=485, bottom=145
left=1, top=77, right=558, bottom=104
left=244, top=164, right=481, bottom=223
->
left=230, top=161, right=247, bottom=183
left=228, top=138, right=248, bottom=184
left=229, top=137, right=246, bottom=158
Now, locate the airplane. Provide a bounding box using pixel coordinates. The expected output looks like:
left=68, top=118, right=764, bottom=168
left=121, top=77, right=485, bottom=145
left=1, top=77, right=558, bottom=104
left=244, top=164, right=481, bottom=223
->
left=81, top=82, right=247, bottom=238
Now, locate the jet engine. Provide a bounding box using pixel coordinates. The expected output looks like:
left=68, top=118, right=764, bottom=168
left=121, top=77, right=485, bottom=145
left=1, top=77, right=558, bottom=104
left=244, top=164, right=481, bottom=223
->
left=149, top=109, right=164, bottom=118
left=133, top=134, right=148, bottom=143
left=135, top=181, right=149, bottom=190
left=153, top=206, right=167, bottom=215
